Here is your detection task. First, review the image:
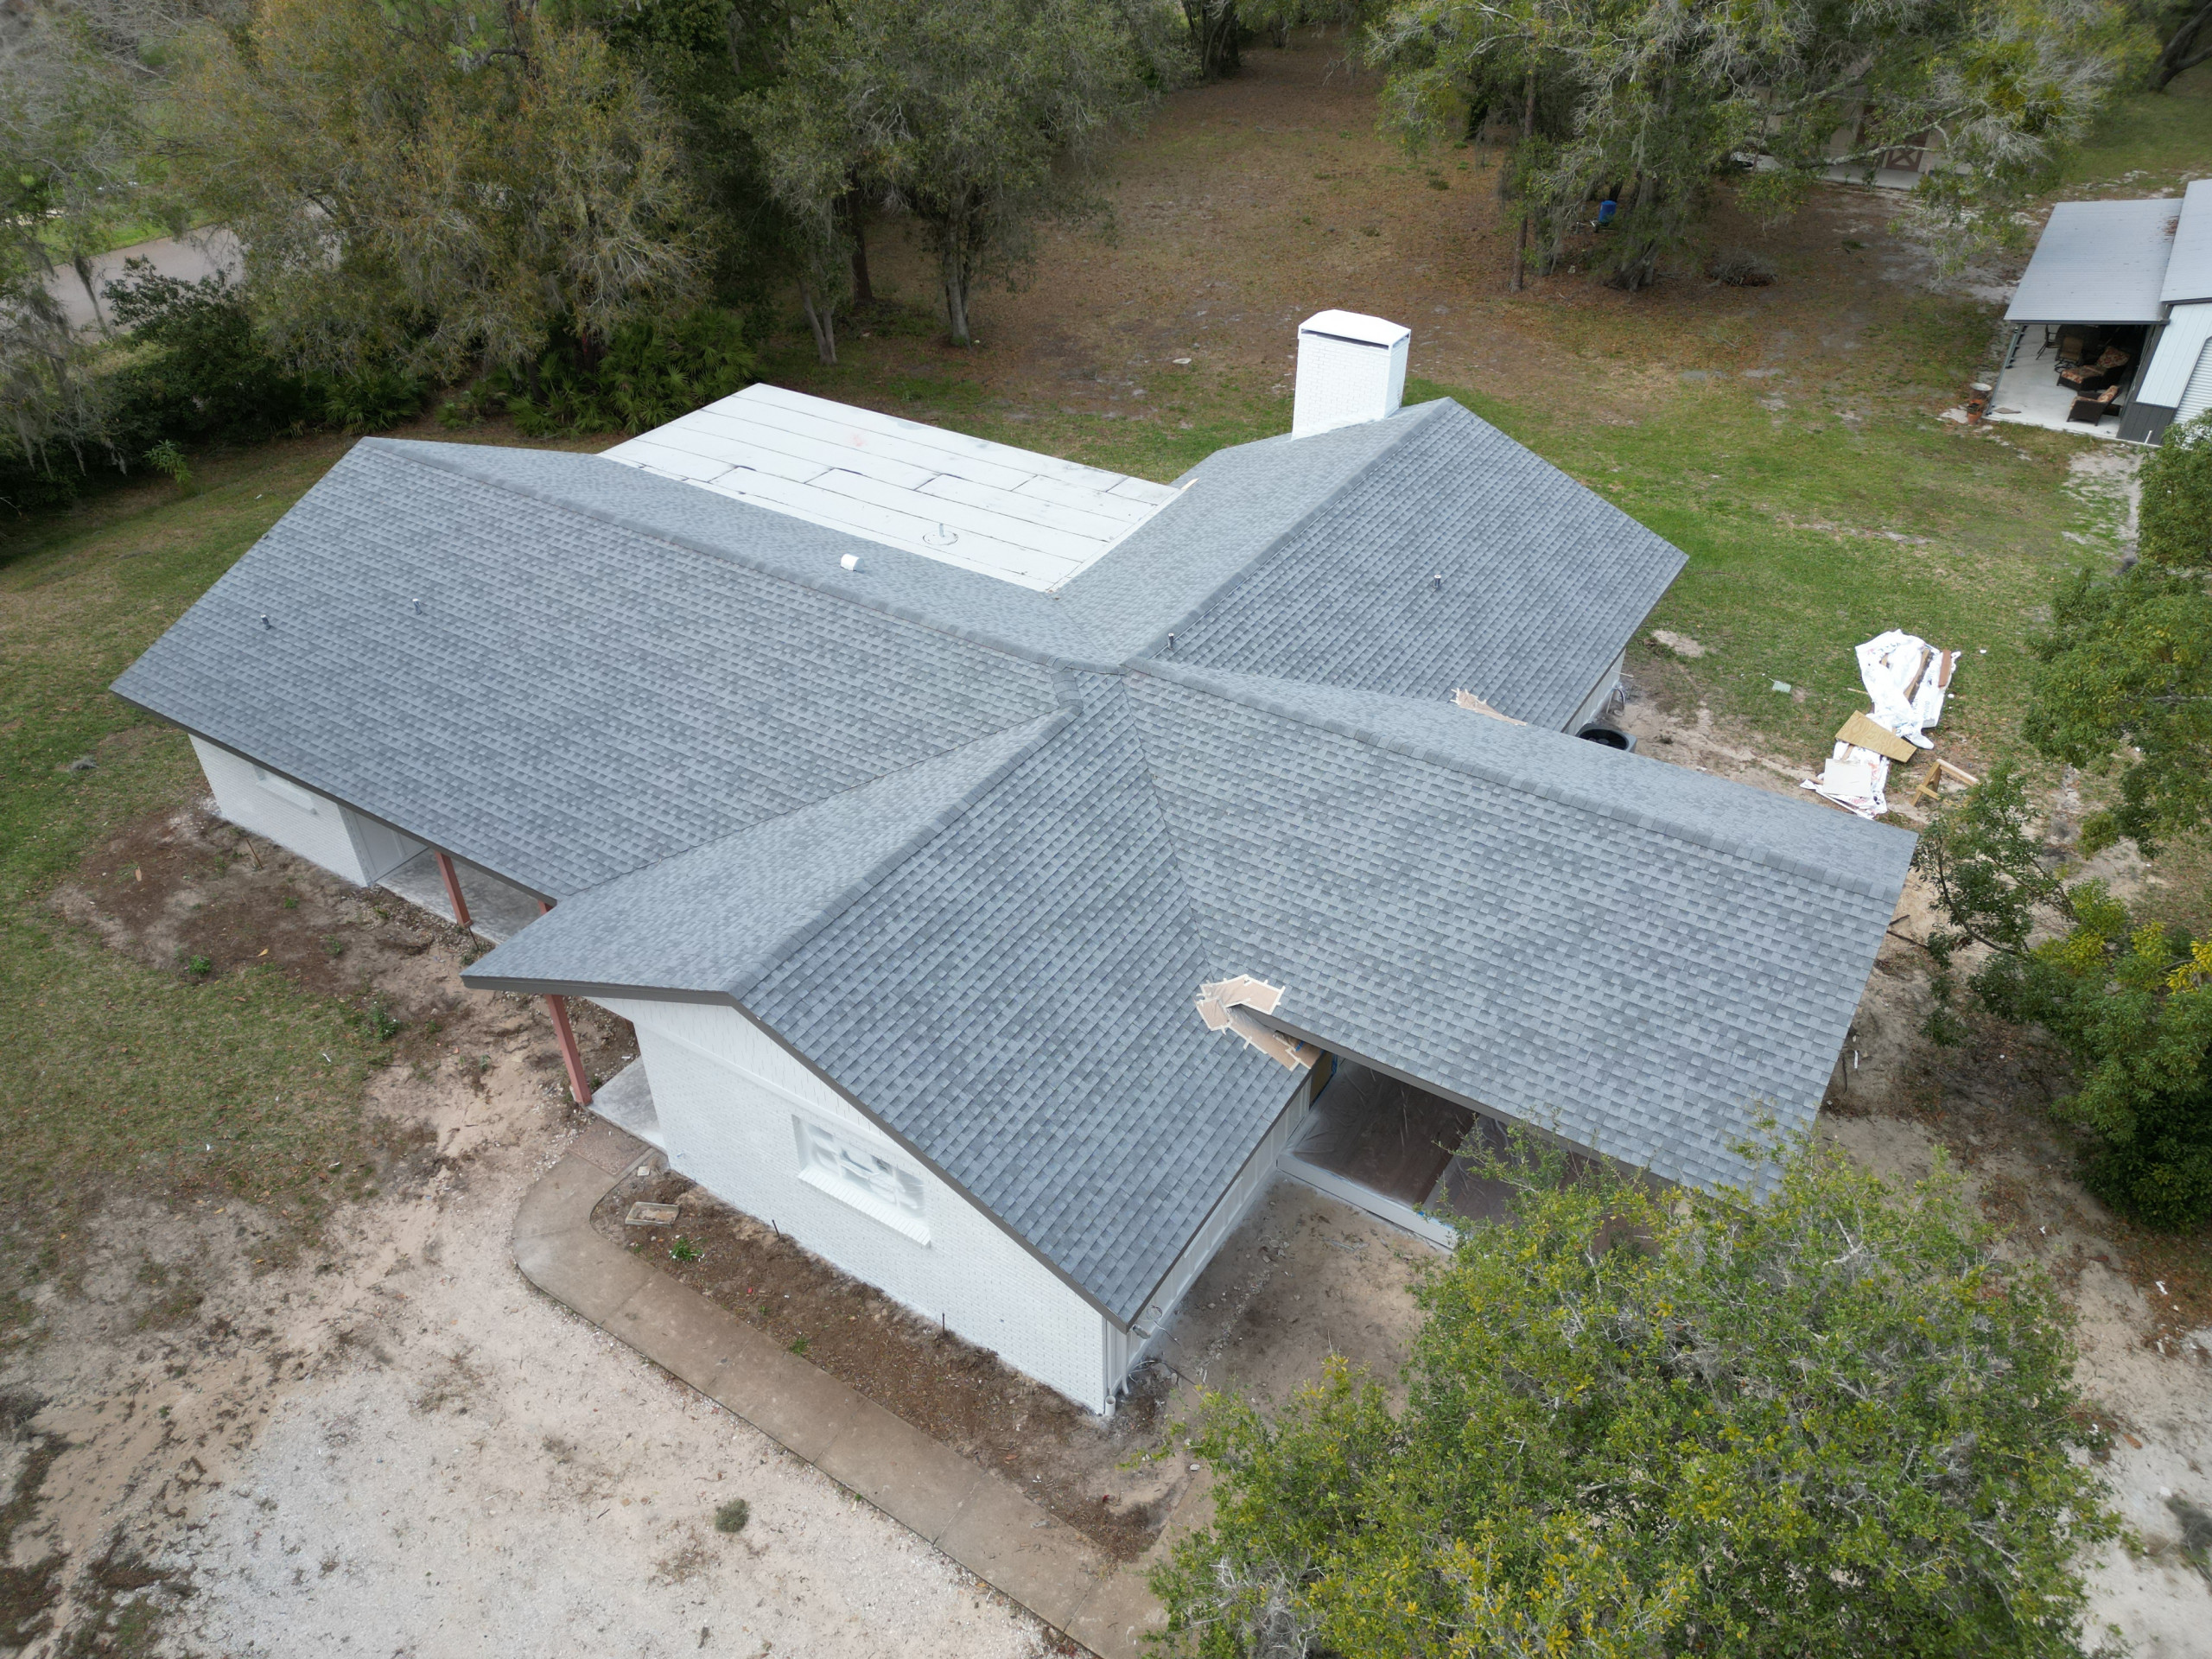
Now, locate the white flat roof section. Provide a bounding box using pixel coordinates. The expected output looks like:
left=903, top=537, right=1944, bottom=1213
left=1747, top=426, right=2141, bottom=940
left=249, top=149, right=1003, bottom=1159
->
left=601, top=384, right=1182, bottom=593
left=2006, top=199, right=2181, bottom=324
left=2162, top=179, right=2212, bottom=306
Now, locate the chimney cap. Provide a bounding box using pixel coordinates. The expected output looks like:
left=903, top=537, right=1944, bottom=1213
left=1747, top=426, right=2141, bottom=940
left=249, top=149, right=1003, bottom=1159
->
left=1299, top=309, right=1411, bottom=348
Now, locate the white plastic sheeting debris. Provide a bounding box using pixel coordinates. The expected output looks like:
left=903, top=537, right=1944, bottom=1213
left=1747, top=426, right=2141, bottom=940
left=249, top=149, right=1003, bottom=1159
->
left=1802, top=631, right=1960, bottom=818
left=1855, top=630, right=1958, bottom=747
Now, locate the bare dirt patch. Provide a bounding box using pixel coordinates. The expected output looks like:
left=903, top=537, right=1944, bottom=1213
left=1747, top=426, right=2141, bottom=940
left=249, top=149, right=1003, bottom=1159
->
left=52, top=798, right=636, bottom=1088
left=594, top=1166, right=1190, bottom=1562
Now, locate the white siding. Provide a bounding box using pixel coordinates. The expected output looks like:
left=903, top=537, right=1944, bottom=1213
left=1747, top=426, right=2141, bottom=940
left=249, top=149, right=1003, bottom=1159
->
left=597, top=996, right=1115, bottom=1412
left=2180, top=339, right=2212, bottom=426
left=192, top=737, right=422, bottom=886
left=1103, top=1074, right=1313, bottom=1391
left=1565, top=650, right=1628, bottom=734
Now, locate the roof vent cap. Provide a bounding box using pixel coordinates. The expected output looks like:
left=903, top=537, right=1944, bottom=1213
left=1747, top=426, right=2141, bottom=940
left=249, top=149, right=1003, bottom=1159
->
left=1292, top=309, right=1410, bottom=439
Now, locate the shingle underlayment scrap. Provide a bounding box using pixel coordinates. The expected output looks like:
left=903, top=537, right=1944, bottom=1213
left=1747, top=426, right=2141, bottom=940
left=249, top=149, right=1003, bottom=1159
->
left=114, top=405, right=1910, bottom=1327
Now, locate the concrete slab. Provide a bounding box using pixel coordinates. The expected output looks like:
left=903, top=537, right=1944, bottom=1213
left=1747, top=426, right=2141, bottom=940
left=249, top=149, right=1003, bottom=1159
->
left=817, top=1401, right=987, bottom=1542
left=516, top=1230, right=655, bottom=1325
left=934, top=1477, right=1104, bottom=1629
left=511, top=1157, right=615, bottom=1243
left=589, top=1059, right=663, bottom=1150
left=608, top=1271, right=761, bottom=1395
left=721, top=1342, right=872, bottom=1464
left=381, top=848, right=545, bottom=943
left=569, top=1119, right=652, bottom=1179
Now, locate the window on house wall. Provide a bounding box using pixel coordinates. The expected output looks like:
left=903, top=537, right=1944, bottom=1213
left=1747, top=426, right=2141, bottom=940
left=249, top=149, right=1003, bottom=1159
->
left=792, top=1116, right=929, bottom=1242
left=251, top=766, right=319, bottom=814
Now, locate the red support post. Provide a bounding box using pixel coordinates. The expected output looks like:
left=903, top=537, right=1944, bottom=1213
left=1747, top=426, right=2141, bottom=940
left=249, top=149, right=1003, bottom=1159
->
left=545, top=995, right=593, bottom=1106
left=534, top=897, right=591, bottom=1106
left=434, top=849, right=472, bottom=931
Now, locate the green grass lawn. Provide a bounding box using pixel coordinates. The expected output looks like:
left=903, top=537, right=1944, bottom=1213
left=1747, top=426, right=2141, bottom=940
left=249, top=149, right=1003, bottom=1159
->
left=2060, top=59, right=2212, bottom=191
left=0, top=439, right=392, bottom=1323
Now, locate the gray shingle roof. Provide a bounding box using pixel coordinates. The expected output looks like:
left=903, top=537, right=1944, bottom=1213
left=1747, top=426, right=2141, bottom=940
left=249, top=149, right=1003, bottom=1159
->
left=116, top=403, right=1914, bottom=1328
left=111, top=440, right=1060, bottom=896
left=463, top=710, right=1070, bottom=1000
left=1059, top=401, right=1685, bottom=728
left=1128, top=664, right=1914, bottom=1197
left=742, top=676, right=1300, bottom=1323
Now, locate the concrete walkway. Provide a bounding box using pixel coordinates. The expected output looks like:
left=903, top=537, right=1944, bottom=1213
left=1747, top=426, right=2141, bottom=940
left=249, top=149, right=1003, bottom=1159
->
left=514, top=1120, right=1167, bottom=1658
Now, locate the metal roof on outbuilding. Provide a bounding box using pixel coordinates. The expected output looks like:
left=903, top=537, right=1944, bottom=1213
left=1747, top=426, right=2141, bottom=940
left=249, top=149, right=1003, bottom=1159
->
left=2163, top=180, right=2212, bottom=306
left=2006, top=198, right=2182, bottom=324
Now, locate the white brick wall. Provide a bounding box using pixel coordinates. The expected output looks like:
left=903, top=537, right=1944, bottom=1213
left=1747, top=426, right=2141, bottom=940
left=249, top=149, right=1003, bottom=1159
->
left=192, top=737, right=422, bottom=886
left=597, top=996, right=1116, bottom=1412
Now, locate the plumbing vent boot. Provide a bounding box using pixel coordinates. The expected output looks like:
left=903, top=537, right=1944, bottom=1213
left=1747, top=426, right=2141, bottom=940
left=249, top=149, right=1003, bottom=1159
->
left=1292, top=310, right=1411, bottom=438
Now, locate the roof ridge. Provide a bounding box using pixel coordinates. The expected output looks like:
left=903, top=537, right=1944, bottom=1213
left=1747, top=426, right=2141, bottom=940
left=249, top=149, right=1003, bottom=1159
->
left=1113, top=400, right=1450, bottom=663
left=1135, top=660, right=1908, bottom=903
left=364, top=440, right=1119, bottom=675
left=716, top=705, right=1075, bottom=996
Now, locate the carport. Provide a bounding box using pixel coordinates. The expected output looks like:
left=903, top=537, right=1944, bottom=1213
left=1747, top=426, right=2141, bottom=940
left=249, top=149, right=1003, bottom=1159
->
left=1990, top=198, right=2177, bottom=438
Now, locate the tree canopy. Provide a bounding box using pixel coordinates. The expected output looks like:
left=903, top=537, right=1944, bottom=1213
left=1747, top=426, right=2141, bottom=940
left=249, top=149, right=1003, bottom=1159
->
left=1, top=0, right=167, bottom=474
left=2021, top=416, right=2212, bottom=856
left=739, top=0, right=1161, bottom=347
left=170, top=0, right=709, bottom=380
left=1367, top=0, right=2141, bottom=286
left=1153, top=1133, right=2114, bottom=1658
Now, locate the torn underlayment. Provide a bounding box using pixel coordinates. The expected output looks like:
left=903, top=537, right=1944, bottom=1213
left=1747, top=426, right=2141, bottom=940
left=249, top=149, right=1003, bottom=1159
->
left=1803, top=631, right=1961, bottom=818
left=1452, top=689, right=1528, bottom=725
left=1196, top=976, right=1321, bottom=1071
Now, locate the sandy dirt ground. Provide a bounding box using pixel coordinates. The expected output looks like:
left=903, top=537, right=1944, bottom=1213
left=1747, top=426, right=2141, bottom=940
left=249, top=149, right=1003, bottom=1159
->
left=3, top=812, right=1056, bottom=1658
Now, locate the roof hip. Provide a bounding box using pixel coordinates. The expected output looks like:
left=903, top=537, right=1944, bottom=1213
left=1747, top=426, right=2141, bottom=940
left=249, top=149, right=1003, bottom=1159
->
left=1115, top=401, right=1446, bottom=663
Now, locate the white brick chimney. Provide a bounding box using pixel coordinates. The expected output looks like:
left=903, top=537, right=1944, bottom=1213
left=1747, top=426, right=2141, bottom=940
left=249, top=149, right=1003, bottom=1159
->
left=1291, top=309, right=1411, bottom=439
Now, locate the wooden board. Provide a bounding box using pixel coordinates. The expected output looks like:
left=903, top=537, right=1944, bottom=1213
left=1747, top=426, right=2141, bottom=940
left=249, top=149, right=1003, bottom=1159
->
left=1835, top=710, right=1916, bottom=763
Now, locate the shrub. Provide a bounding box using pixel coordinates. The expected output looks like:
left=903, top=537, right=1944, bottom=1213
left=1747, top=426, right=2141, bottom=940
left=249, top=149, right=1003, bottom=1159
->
left=498, top=308, right=757, bottom=436
left=1706, top=249, right=1777, bottom=286
left=103, top=264, right=318, bottom=442
left=320, top=365, right=429, bottom=434
left=1920, top=764, right=2212, bottom=1228
left=713, top=1498, right=750, bottom=1535
left=1152, top=1133, right=2114, bottom=1659
left=2139, top=410, right=2212, bottom=569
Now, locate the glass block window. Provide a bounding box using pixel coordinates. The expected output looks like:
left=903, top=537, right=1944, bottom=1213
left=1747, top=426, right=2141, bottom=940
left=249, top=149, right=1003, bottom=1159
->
left=251, top=766, right=320, bottom=814
left=793, top=1116, right=927, bottom=1237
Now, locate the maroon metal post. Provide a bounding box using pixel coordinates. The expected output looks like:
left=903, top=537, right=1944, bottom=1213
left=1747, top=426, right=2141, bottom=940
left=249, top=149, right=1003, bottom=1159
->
left=545, top=995, right=593, bottom=1107
left=434, top=849, right=472, bottom=931
left=532, top=898, right=592, bottom=1106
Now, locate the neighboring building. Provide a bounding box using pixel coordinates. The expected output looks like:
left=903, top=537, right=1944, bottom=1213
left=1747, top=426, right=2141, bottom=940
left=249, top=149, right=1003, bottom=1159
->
left=112, top=312, right=1914, bottom=1414
left=1992, top=179, right=2212, bottom=443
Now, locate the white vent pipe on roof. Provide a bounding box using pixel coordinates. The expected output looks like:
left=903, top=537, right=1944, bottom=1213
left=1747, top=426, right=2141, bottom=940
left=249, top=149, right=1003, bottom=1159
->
left=1292, top=309, right=1411, bottom=438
